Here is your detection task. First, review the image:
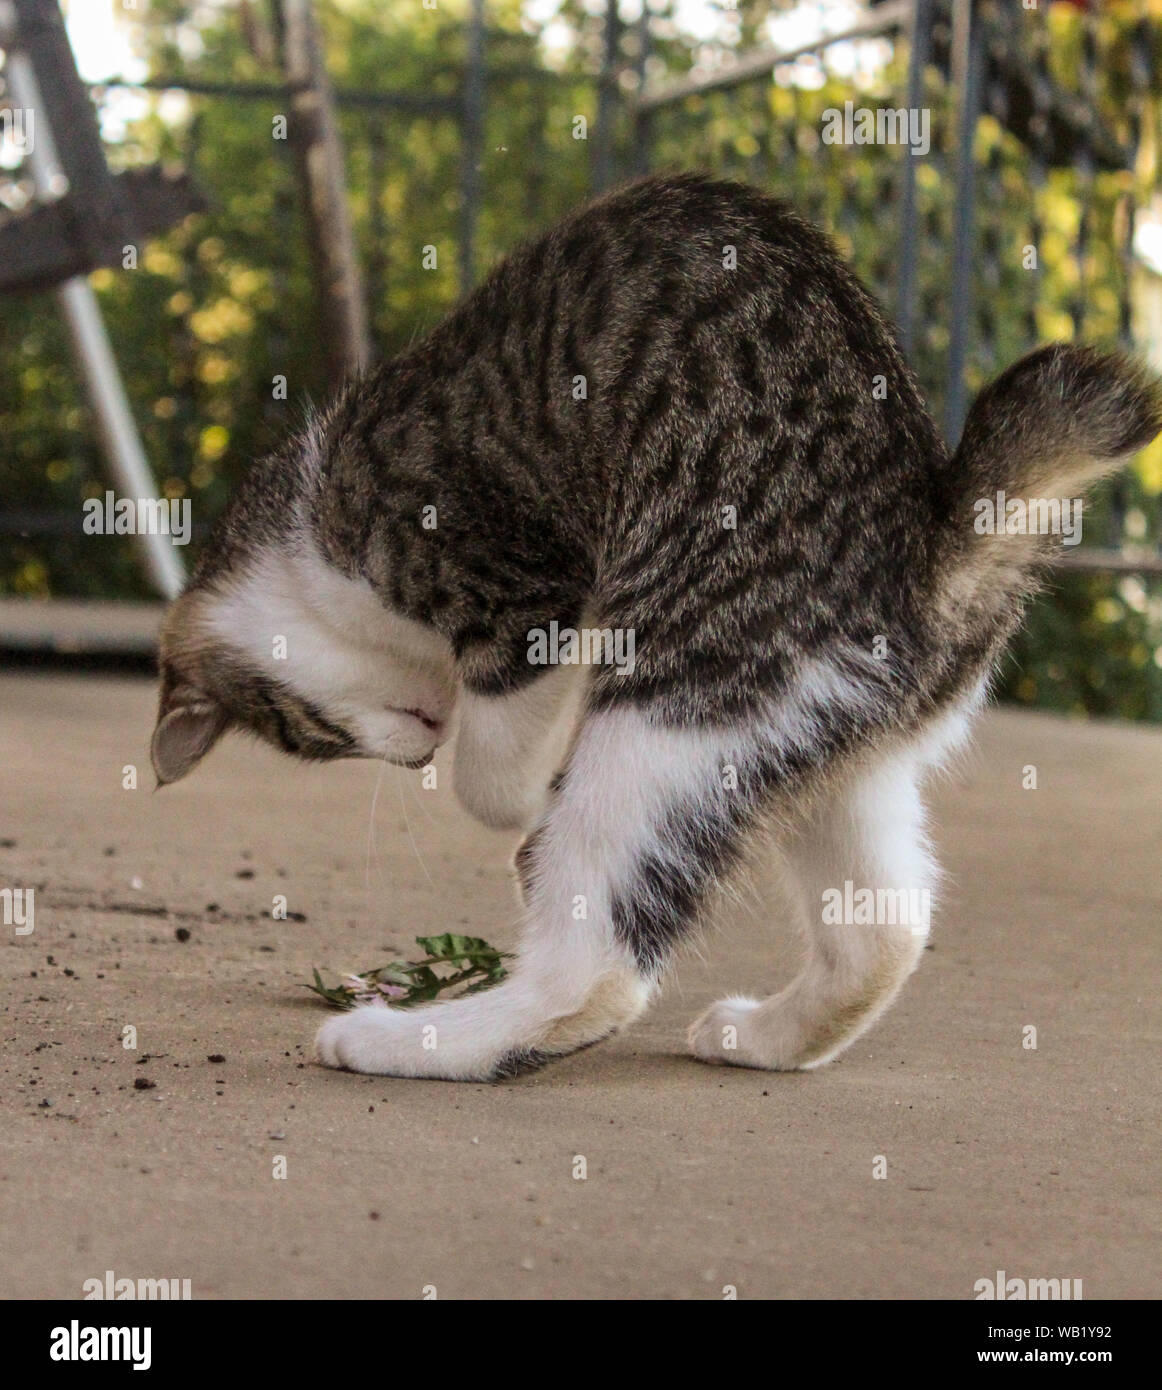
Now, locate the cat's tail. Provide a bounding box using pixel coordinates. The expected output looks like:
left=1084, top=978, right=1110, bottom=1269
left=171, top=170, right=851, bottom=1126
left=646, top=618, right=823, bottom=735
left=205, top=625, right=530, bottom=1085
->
left=942, top=344, right=1162, bottom=594
left=953, top=343, right=1162, bottom=505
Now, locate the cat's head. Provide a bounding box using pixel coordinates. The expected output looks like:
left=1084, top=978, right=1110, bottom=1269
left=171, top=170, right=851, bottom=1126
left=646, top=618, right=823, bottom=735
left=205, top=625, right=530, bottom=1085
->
left=150, top=551, right=458, bottom=786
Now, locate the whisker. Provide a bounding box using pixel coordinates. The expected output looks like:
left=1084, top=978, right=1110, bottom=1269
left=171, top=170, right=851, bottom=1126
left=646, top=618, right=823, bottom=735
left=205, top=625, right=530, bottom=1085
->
left=365, top=753, right=390, bottom=917
left=406, top=759, right=442, bottom=830
left=397, top=763, right=436, bottom=890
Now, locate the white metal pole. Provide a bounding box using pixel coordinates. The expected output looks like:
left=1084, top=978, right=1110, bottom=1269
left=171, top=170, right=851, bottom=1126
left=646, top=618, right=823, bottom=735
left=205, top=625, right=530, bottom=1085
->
left=3, top=10, right=186, bottom=599
left=50, top=277, right=186, bottom=599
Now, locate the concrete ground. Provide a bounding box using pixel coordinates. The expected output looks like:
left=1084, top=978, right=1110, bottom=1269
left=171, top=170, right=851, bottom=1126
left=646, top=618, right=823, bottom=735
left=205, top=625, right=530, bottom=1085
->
left=1, top=669, right=1159, bottom=1300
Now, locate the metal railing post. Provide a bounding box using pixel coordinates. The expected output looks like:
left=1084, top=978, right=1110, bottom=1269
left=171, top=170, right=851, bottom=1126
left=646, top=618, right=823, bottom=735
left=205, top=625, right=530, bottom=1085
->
left=944, top=0, right=985, bottom=443
left=460, top=0, right=486, bottom=295
left=631, top=3, right=653, bottom=178
left=897, top=0, right=931, bottom=363
left=594, top=0, right=622, bottom=192
left=2, top=2, right=185, bottom=600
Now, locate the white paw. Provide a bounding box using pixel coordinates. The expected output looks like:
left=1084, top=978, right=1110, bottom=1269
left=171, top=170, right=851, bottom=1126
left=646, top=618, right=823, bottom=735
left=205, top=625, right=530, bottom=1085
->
left=688, top=996, right=768, bottom=1069
left=316, top=1004, right=428, bottom=1077
left=315, top=1002, right=499, bottom=1080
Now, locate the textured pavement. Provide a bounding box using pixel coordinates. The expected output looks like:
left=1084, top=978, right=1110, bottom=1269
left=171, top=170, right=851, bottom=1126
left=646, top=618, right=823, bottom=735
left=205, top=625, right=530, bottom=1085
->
left=1, top=671, right=1159, bottom=1299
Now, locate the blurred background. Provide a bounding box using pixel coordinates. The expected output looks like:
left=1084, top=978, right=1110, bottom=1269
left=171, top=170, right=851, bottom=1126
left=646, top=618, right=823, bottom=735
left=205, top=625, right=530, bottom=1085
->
left=4, top=0, right=1162, bottom=718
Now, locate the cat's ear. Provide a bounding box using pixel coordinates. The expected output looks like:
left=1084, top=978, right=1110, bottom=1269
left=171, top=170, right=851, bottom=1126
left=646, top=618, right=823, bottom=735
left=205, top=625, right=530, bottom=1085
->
left=151, top=693, right=228, bottom=785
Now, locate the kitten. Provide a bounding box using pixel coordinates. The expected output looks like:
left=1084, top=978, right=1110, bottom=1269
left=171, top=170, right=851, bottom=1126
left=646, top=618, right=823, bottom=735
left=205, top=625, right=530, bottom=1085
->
left=151, top=173, right=1162, bottom=1080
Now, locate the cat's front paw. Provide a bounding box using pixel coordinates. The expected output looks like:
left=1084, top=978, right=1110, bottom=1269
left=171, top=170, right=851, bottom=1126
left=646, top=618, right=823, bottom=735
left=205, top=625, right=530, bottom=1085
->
left=316, top=1003, right=417, bottom=1076
left=315, top=1001, right=497, bottom=1080
left=688, top=996, right=767, bottom=1069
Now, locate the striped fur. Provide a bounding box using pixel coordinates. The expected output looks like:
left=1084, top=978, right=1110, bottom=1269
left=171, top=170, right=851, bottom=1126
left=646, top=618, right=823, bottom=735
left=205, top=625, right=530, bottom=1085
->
left=153, top=175, right=1161, bottom=1079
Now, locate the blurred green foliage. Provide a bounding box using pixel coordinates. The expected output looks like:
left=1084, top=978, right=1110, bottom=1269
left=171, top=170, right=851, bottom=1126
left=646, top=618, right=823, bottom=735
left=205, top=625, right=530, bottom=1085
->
left=2, top=0, right=1162, bottom=718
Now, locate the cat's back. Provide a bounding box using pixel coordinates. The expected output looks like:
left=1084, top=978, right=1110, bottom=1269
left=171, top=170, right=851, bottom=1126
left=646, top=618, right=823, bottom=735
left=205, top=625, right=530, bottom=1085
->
left=459, top=173, right=941, bottom=475
left=418, top=176, right=949, bottom=695
left=502, top=175, right=952, bottom=718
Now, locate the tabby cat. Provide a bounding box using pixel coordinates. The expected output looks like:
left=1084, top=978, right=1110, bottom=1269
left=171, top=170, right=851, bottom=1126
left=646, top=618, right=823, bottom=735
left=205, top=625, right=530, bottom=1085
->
left=151, top=174, right=1161, bottom=1080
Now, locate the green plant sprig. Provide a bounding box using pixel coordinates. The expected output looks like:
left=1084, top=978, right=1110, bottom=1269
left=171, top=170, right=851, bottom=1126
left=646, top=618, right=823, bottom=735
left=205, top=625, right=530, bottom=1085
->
left=305, top=933, right=511, bottom=1010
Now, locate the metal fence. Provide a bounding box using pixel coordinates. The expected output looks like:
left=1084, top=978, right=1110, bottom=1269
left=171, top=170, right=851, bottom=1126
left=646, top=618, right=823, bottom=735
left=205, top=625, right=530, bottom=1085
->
left=614, top=0, right=1160, bottom=573
left=2, top=0, right=1161, bottom=590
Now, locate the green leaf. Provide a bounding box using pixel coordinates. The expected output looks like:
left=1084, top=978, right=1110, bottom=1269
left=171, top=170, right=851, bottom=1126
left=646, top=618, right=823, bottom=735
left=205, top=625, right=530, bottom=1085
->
left=305, top=933, right=512, bottom=1011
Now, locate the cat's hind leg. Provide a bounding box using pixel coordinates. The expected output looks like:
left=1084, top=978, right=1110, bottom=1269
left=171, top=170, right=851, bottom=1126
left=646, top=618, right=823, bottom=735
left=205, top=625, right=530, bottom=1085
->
left=689, top=704, right=973, bottom=1071
left=317, top=706, right=757, bottom=1080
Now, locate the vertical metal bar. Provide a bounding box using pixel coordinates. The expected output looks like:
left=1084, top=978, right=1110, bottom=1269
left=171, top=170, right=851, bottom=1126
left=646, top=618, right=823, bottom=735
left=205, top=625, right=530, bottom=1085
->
left=55, top=281, right=186, bottom=600
left=1025, top=10, right=1050, bottom=354
left=897, top=0, right=930, bottom=363
left=1126, top=17, right=1159, bottom=569
left=460, top=0, right=486, bottom=296
left=1072, top=5, right=1117, bottom=550
left=366, top=119, right=388, bottom=351
left=1071, top=7, right=1097, bottom=344
left=594, top=0, right=622, bottom=192
left=1123, top=17, right=1151, bottom=353
left=944, top=0, right=984, bottom=444
left=975, top=5, right=1005, bottom=386
left=3, top=12, right=185, bottom=599
left=631, top=3, right=652, bottom=178
left=278, top=0, right=371, bottom=387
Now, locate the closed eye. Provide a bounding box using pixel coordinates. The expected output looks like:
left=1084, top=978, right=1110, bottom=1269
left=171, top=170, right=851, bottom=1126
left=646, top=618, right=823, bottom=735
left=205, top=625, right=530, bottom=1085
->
left=297, top=700, right=356, bottom=750
left=252, top=682, right=354, bottom=758
left=253, top=686, right=300, bottom=753
left=388, top=705, right=443, bottom=733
